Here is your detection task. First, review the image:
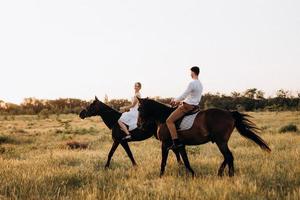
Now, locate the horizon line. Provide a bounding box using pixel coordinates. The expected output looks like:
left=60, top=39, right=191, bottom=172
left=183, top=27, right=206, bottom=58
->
left=1, top=89, right=299, bottom=105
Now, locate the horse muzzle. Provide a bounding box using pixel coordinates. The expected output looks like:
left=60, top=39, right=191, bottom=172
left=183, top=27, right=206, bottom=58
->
left=79, top=109, right=87, bottom=119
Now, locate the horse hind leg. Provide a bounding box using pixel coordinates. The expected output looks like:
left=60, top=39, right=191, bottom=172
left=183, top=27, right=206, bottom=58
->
left=217, top=160, right=227, bottom=177
left=216, top=142, right=234, bottom=177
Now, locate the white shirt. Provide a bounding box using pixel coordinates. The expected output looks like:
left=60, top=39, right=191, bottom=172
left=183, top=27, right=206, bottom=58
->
left=175, top=79, right=203, bottom=105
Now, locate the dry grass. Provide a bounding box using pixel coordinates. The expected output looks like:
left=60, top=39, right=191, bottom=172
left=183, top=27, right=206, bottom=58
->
left=0, top=112, right=299, bottom=200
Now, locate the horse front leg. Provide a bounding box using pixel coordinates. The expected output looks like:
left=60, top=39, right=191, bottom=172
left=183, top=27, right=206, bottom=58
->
left=120, top=141, right=137, bottom=166
left=104, top=140, right=119, bottom=169
left=179, top=146, right=195, bottom=177
left=172, top=149, right=183, bottom=165
left=160, top=142, right=170, bottom=177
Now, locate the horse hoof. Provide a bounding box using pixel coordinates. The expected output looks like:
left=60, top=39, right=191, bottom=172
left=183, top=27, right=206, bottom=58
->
left=104, top=165, right=109, bottom=170
left=229, top=169, right=234, bottom=177
left=218, top=172, right=224, bottom=177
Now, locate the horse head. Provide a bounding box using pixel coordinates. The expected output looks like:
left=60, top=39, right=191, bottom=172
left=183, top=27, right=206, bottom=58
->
left=79, top=96, right=101, bottom=119
left=137, top=97, right=157, bottom=126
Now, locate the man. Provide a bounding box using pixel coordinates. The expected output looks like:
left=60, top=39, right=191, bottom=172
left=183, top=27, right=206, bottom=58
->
left=166, top=66, right=203, bottom=150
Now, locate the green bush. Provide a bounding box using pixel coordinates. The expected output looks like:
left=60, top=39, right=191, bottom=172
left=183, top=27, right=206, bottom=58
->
left=279, top=124, right=298, bottom=133
left=38, top=109, right=50, bottom=119
left=73, top=127, right=99, bottom=135
left=0, top=134, right=33, bottom=145
left=0, top=135, right=17, bottom=144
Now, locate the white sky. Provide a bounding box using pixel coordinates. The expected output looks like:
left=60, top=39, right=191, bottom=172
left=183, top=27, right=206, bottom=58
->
left=0, top=0, right=300, bottom=103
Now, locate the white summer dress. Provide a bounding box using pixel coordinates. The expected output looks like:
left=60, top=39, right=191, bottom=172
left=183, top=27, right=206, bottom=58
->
left=119, top=93, right=141, bottom=131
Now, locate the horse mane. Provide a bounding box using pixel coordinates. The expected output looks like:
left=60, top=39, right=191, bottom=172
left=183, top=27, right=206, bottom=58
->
left=97, top=100, right=122, bottom=129
left=144, top=99, right=175, bottom=122
left=99, top=101, right=121, bottom=114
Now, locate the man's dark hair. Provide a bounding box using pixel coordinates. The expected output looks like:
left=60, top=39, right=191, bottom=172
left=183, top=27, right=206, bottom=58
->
left=190, top=66, right=200, bottom=75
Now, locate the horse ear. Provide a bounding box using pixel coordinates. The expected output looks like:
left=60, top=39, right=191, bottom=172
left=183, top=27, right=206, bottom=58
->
left=95, top=96, right=99, bottom=101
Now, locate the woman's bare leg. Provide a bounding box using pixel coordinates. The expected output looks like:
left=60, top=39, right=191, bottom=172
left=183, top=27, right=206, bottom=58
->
left=118, top=120, right=131, bottom=135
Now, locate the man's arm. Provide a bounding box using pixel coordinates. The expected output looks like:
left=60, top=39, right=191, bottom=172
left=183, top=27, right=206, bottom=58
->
left=174, top=82, right=193, bottom=102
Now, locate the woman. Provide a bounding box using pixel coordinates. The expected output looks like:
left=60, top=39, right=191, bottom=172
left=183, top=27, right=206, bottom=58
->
left=118, top=82, right=142, bottom=140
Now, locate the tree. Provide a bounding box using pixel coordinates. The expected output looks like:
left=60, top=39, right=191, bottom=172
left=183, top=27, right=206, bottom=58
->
left=276, top=89, right=289, bottom=98
left=104, top=94, right=109, bottom=104
left=0, top=100, right=7, bottom=109
left=231, top=91, right=241, bottom=98
left=244, top=88, right=257, bottom=99
left=256, top=90, right=265, bottom=99
left=108, top=99, right=130, bottom=110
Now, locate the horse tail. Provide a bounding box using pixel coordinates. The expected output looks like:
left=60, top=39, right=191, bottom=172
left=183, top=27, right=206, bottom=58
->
left=231, top=111, right=271, bottom=152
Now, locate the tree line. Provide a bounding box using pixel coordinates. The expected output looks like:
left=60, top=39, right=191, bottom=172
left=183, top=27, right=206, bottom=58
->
left=0, top=89, right=299, bottom=115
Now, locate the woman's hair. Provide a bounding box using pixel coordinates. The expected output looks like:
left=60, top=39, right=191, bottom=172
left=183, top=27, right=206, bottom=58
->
left=135, top=82, right=142, bottom=88
left=190, top=66, right=200, bottom=75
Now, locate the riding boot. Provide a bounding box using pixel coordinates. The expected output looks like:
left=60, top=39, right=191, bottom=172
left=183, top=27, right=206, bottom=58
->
left=122, top=134, right=132, bottom=141
left=168, top=139, right=184, bottom=150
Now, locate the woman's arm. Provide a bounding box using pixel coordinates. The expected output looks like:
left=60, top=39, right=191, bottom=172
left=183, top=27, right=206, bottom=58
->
left=129, top=98, right=138, bottom=109
left=122, top=94, right=140, bottom=110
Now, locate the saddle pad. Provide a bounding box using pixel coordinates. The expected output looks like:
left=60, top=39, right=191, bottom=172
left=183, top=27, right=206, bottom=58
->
left=179, top=112, right=199, bottom=131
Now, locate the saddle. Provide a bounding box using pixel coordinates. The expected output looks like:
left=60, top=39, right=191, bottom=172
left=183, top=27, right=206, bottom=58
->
left=175, top=105, right=200, bottom=130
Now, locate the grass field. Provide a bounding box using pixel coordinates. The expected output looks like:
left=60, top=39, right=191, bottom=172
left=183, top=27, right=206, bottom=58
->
left=0, top=112, right=299, bottom=200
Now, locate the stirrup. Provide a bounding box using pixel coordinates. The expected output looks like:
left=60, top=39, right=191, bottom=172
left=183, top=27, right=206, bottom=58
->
left=168, top=143, right=184, bottom=150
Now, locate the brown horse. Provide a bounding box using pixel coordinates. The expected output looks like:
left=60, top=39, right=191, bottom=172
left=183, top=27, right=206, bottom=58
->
left=137, top=98, right=271, bottom=177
